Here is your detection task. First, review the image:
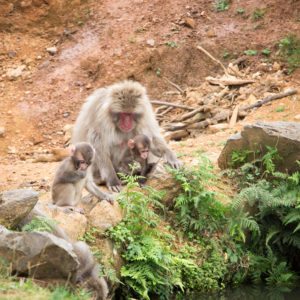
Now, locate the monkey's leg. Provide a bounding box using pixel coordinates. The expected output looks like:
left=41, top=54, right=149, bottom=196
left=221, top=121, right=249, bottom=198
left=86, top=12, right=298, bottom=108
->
left=152, top=136, right=182, bottom=169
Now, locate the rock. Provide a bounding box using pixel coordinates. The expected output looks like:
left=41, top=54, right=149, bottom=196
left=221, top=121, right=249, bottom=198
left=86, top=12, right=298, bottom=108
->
left=31, top=202, right=88, bottom=241
left=0, top=127, right=5, bottom=137
left=7, top=146, right=18, bottom=154
left=0, top=226, right=78, bottom=280
left=218, top=121, right=300, bottom=173
left=146, top=39, right=155, bottom=47
left=88, top=201, right=122, bottom=234
left=6, top=65, right=26, bottom=80
left=0, top=189, right=39, bottom=228
left=147, top=162, right=181, bottom=206
left=294, top=114, right=300, bottom=121
left=206, top=29, right=216, bottom=37
left=46, top=47, right=58, bottom=55
left=184, top=17, right=196, bottom=29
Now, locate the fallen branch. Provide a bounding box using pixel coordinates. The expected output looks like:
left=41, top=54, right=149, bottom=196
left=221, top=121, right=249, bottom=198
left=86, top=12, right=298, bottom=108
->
left=177, top=105, right=212, bottom=122
left=197, top=45, right=229, bottom=76
left=163, top=77, right=184, bottom=94
left=206, top=76, right=255, bottom=86
left=164, top=122, right=187, bottom=131
left=165, top=130, right=189, bottom=141
left=158, top=106, right=173, bottom=116
left=151, top=100, right=194, bottom=111
left=240, top=88, right=298, bottom=111
left=229, top=105, right=240, bottom=128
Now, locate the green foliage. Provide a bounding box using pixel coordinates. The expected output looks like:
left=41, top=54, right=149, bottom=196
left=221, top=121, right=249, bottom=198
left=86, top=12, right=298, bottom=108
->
left=169, top=157, right=227, bottom=237
left=262, top=48, right=271, bottom=56
left=22, top=216, right=57, bottom=233
left=0, top=278, right=90, bottom=300
left=275, top=106, right=285, bottom=112
left=252, top=8, right=266, bottom=20
left=50, top=286, right=91, bottom=300
left=165, top=41, right=178, bottom=48
left=249, top=252, right=297, bottom=287
left=236, top=8, right=245, bottom=15
left=230, top=149, right=254, bottom=168
left=244, top=49, right=258, bottom=56
left=278, top=34, right=300, bottom=73
left=80, top=227, right=100, bottom=244
left=215, top=0, right=230, bottom=12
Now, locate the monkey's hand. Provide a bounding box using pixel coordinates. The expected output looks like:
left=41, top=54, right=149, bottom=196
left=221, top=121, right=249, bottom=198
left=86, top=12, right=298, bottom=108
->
left=107, top=177, right=122, bottom=193
left=166, top=154, right=182, bottom=169
left=104, top=193, right=115, bottom=205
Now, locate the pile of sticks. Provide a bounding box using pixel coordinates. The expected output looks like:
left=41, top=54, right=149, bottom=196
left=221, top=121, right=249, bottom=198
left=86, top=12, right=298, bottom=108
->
left=151, top=46, right=298, bottom=141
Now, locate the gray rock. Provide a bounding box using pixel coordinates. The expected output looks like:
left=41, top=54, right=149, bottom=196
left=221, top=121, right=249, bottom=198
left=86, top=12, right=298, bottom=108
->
left=218, top=121, right=300, bottom=173
left=0, top=189, right=39, bottom=228
left=0, top=227, right=78, bottom=280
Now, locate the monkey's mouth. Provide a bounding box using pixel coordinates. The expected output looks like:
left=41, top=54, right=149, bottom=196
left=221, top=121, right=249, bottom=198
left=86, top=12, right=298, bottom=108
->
left=119, top=113, right=134, bottom=132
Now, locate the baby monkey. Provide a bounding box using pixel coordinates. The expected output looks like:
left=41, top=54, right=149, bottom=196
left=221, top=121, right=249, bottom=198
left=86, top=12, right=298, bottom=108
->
left=52, top=142, right=113, bottom=212
left=119, top=134, right=156, bottom=184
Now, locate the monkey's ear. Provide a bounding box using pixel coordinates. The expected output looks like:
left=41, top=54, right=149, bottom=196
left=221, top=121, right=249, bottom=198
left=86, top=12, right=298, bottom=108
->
left=127, top=139, right=135, bottom=149
left=68, top=145, right=76, bottom=155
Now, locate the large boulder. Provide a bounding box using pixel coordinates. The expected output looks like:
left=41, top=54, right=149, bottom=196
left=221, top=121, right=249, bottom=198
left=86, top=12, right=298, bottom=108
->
left=0, top=226, right=78, bottom=280
left=218, top=121, right=300, bottom=172
left=0, top=189, right=38, bottom=228
left=147, top=163, right=182, bottom=206
left=88, top=201, right=122, bottom=235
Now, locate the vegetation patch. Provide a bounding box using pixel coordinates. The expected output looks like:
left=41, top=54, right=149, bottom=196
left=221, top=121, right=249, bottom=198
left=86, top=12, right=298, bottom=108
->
left=278, top=34, right=300, bottom=73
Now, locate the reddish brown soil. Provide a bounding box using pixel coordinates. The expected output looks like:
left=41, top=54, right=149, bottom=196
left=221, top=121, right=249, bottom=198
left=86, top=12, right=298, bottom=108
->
left=0, top=0, right=299, bottom=192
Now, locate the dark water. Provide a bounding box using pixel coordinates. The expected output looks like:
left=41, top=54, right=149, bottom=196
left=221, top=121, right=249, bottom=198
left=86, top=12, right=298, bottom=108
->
left=185, top=285, right=300, bottom=300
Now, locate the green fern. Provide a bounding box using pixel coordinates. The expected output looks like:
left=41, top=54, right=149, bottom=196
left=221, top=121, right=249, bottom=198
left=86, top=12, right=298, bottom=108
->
left=22, top=216, right=57, bottom=233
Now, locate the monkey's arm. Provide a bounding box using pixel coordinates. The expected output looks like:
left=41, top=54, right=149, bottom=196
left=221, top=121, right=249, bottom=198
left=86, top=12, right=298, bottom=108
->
left=85, top=170, right=114, bottom=204
left=151, top=136, right=182, bottom=169
left=89, top=130, right=122, bottom=192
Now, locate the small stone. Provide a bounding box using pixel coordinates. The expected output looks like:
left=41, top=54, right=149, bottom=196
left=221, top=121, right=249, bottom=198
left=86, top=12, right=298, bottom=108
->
left=146, top=39, right=155, bottom=47
left=0, top=127, right=5, bottom=137
left=294, top=114, right=300, bottom=121
left=206, top=29, right=216, bottom=37
left=184, top=17, right=196, bottom=29
left=36, top=55, right=42, bottom=60
left=86, top=83, right=92, bottom=89
left=7, top=50, right=17, bottom=58
left=46, top=47, right=58, bottom=55
left=6, top=65, right=26, bottom=81
left=7, top=146, right=18, bottom=154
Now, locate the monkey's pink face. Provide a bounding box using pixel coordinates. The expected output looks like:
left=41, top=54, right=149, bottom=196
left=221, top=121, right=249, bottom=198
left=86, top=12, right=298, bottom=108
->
left=140, top=149, right=149, bottom=160
left=111, top=112, right=142, bottom=133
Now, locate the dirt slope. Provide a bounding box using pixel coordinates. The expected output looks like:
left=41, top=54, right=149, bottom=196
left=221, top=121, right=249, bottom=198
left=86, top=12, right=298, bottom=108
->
left=0, top=0, right=299, bottom=191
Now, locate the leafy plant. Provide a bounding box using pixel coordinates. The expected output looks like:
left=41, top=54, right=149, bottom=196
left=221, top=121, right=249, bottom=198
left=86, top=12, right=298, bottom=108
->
left=252, top=8, right=266, bottom=20
left=165, top=41, right=178, bottom=48
left=236, top=8, right=245, bottom=15
left=244, top=49, right=258, bottom=56
left=278, top=34, right=300, bottom=73
left=275, top=106, right=285, bottom=112
left=215, top=0, right=230, bottom=12
left=22, top=216, right=57, bottom=233
left=169, top=156, right=227, bottom=237
left=262, top=48, right=271, bottom=56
